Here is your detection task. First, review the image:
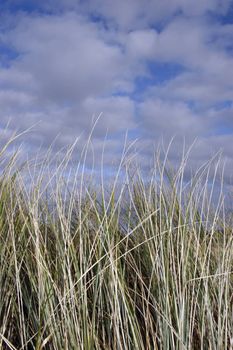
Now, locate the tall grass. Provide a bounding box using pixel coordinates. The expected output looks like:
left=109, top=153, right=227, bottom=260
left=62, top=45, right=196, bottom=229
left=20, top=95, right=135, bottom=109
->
left=0, top=132, right=232, bottom=349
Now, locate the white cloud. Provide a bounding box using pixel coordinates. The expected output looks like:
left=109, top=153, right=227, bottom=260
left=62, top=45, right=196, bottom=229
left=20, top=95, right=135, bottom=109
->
left=0, top=2, right=233, bottom=182
left=150, top=71, right=233, bottom=106
left=75, top=0, right=232, bottom=29
left=0, top=12, right=136, bottom=153
left=139, top=99, right=205, bottom=138
left=126, top=29, right=158, bottom=59
left=6, top=13, right=129, bottom=103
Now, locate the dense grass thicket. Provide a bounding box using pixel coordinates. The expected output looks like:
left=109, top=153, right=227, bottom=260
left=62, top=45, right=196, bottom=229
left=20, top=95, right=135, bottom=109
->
left=0, top=133, right=232, bottom=349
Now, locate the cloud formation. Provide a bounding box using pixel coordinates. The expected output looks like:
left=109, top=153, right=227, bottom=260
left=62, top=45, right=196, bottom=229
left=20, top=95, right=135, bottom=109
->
left=0, top=0, right=233, bottom=183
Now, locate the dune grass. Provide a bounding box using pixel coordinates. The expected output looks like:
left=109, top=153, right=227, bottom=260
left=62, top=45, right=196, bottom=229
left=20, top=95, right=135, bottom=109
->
left=0, top=133, right=232, bottom=349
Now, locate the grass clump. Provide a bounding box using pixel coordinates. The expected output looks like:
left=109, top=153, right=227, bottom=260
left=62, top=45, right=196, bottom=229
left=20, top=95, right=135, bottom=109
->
left=0, top=134, right=232, bottom=350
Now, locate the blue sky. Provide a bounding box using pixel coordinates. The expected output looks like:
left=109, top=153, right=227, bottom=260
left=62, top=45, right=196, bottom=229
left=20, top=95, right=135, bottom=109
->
left=0, top=0, right=233, bottom=184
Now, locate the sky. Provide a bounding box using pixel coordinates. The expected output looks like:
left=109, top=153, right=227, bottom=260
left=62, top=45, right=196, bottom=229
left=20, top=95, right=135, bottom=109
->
left=0, top=0, right=233, bottom=187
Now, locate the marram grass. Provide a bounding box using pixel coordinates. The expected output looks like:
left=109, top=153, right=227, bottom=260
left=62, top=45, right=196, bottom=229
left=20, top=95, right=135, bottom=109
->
left=0, top=134, right=232, bottom=350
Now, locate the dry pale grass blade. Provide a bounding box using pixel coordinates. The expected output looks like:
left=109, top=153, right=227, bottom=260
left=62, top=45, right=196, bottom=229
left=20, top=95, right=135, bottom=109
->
left=0, top=128, right=232, bottom=349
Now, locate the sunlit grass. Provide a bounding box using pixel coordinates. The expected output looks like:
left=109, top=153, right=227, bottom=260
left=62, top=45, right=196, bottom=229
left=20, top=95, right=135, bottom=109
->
left=0, top=131, right=232, bottom=349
